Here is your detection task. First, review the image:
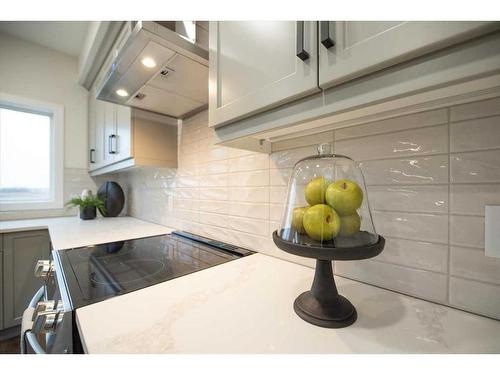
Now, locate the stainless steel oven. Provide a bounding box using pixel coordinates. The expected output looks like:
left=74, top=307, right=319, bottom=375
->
left=22, top=231, right=253, bottom=354
left=22, top=260, right=81, bottom=354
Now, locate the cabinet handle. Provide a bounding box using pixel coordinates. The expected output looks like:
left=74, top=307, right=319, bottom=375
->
left=108, top=135, right=117, bottom=154
left=296, top=21, right=309, bottom=61
left=320, top=21, right=335, bottom=49
left=89, top=149, right=95, bottom=163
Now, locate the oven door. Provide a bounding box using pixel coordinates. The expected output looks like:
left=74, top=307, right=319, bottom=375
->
left=22, top=263, right=77, bottom=354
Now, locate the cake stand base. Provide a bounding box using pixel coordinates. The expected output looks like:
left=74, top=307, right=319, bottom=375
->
left=293, top=259, right=357, bottom=328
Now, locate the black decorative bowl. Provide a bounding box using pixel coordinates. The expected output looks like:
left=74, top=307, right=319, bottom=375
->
left=97, top=181, right=125, bottom=217
left=273, top=229, right=385, bottom=328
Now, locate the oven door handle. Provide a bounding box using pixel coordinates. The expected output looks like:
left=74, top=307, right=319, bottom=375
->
left=29, top=286, right=45, bottom=308
left=22, top=286, right=47, bottom=354
left=24, top=331, right=46, bottom=354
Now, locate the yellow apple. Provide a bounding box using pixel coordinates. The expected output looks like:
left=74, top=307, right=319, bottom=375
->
left=325, top=179, right=363, bottom=216
left=339, top=212, right=361, bottom=236
left=291, top=206, right=308, bottom=233
left=303, top=204, right=340, bottom=242
left=304, top=176, right=329, bottom=206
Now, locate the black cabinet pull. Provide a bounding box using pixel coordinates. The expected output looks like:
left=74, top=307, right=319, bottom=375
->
left=89, top=149, right=95, bottom=163
left=108, top=135, right=117, bottom=154
left=296, top=21, right=309, bottom=61
left=320, top=21, right=335, bottom=49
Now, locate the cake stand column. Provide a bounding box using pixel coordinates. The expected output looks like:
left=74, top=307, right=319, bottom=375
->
left=293, top=259, right=357, bottom=328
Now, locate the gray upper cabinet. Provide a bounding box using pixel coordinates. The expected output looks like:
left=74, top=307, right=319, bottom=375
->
left=318, top=21, right=498, bottom=89
left=209, top=21, right=320, bottom=127
left=2, top=230, right=50, bottom=329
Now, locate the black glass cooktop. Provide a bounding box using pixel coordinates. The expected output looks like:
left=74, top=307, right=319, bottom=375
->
left=53, top=231, right=253, bottom=309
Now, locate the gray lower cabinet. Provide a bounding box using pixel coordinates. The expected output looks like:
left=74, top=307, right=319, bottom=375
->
left=2, top=230, right=50, bottom=329
left=0, top=236, right=3, bottom=330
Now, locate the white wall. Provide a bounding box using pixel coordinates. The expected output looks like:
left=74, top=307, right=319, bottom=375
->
left=0, top=32, right=88, bottom=169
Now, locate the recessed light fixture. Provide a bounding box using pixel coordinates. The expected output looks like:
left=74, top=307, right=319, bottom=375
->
left=141, top=57, right=157, bottom=68
left=116, top=89, right=129, bottom=97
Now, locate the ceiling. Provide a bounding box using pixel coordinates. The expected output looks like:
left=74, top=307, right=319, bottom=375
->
left=0, top=21, right=89, bottom=57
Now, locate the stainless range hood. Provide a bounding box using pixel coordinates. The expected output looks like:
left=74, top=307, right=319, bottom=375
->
left=96, top=21, right=208, bottom=118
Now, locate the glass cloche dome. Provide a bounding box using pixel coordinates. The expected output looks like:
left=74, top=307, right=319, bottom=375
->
left=272, top=143, right=384, bottom=328
left=276, top=143, right=379, bottom=250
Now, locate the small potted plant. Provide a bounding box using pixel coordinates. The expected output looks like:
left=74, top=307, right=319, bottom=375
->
left=65, top=190, right=106, bottom=220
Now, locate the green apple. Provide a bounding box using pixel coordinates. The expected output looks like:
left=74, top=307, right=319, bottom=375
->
left=291, top=206, right=308, bottom=233
left=325, top=179, right=363, bottom=216
left=303, top=204, right=340, bottom=242
left=339, top=213, right=361, bottom=236
left=304, top=177, right=329, bottom=206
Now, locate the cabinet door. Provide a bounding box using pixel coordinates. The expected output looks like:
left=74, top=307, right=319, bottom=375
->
left=209, top=21, right=319, bottom=127
left=2, top=230, right=50, bottom=328
left=103, top=101, right=116, bottom=165
left=114, top=104, right=132, bottom=162
left=94, top=98, right=106, bottom=169
left=88, top=91, right=97, bottom=171
left=319, top=21, right=498, bottom=89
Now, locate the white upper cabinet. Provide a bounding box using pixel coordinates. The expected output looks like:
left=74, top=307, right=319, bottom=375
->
left=115, top=104, right=132, bottom=163
left=209, top=21, right=320, bottom=127
left=88, top=86, right=133, bottom=172
left=94, top=98, right=106, bottom=169
left=103, top=101, right=117, bottom=165
left=88, top=89, right=97, bottom=170
left=318, top=21, right=497, bottom=89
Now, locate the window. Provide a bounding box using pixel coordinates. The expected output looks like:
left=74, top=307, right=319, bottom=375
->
left=0, top=93, right=64, bottom=211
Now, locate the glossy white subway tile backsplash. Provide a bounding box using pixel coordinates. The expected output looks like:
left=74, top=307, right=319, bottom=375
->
left=449, top=277, right=500, bottom=319
left=359, top=155, right=449, bottom=185
left=335, top=260, right=448, bottom=303
left=375, top=237, right=449, bottom=273
left=335, top=125, right=448, bottom=161
left=269, top=168, right=292, bottom=186
left=450, top=215, right=485, bottom=249
left=108, top=97, right=500, bottom=320
left=228, top=170, right=270, bottom=187
left=450, top=246, right=500, bottom=285
left=372, top=211, right=448, bottom=244
left=367, top=185, right=448, bottom=213
left=335, top=108, right=448, bottom=140
left=450, top=184, right=500, bottom=215
left=451, top=150, right=500, bottom=183
left=450, top=116, right=500, bottom=152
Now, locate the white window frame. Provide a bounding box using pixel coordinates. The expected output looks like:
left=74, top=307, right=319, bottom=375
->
left=0, top=92, right=64, bottom=211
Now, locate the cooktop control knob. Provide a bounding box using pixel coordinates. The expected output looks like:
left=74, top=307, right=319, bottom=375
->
left=32, top=300, right=64, bottom=321
left=32, top=300, right=55, bottom=321
left=32, top=300, right=64, bottom=334
left=34, top=260, right=54, bottom=279
left=33, top=310, right=64, bottom=334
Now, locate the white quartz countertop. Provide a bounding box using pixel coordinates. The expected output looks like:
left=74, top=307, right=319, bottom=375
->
left=76, top=253, right=500, bottom=354
left=0, top=216, right=174, bottom=250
